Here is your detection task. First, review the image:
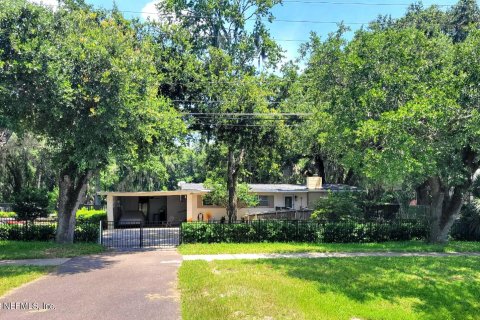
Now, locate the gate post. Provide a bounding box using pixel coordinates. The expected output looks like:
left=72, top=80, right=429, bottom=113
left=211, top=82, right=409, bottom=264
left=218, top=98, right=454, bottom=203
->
left=179, top=221, right=183, bottom=245
left=99, top=220, right=103, bottom=245
left=139, top=222, right=143, bottom=248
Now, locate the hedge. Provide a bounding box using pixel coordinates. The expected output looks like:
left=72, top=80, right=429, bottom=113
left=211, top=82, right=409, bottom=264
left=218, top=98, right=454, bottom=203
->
left=0, top=221, right=99, bottom=242
left=76, top=209, right=107, bottom=223
left=181, top=220, right=429, bottom=244
left=0, top=212, right=16, bottom=218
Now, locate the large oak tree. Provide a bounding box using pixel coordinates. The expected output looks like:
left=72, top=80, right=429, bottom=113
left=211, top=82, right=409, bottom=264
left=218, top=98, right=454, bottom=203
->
left=301, top=11, right=480, bottom=242
left=0, top=1, right=183, bottom=242
left=156, top=0, right=284, bottom=221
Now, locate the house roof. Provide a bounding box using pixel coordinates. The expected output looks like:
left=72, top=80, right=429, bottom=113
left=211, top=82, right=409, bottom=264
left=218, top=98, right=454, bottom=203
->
left=178, top=182, right=357, bottom=193
left=97, top=190, right=206, bottom=197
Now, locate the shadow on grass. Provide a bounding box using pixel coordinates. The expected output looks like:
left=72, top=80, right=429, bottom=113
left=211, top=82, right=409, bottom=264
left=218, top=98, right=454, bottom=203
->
left=252, top=256, right=480, bottom=319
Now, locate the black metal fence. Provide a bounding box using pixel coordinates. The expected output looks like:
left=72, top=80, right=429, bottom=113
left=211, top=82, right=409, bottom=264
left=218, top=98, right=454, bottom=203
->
left=181, top=219, right=430, bottom=244
left=0, top=203, right=13, bottom=212
left=100, top=221, right=181, bottom=248
left=78, top=204, right=106, bottom=211
left=0, top=218, right=99, bottom=242
left=245, top=210, right=314, bottom=221
left=1, top=216, right=476, bottom=248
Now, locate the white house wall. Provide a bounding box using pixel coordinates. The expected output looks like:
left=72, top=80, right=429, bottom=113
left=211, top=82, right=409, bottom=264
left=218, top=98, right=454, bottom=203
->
left=188, top=192, right=308, bottom=221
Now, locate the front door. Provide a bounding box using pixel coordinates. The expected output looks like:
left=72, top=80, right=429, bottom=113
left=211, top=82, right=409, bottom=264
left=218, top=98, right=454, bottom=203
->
left=284, top=196, right=293, bottom=209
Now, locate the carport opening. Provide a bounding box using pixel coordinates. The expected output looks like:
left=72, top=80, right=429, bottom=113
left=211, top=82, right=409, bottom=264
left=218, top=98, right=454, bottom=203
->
left=114, top=195, right=187, bottom=226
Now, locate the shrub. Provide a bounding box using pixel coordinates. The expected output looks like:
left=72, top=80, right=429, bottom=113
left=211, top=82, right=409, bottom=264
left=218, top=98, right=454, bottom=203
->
left=0, top=223, right=55, bottom=241
left=12, top=188, right=49, bottom=221
left=0, top=212, right=16, bottom=218
left=76, top=208, right=107, bottom=224
left=451, top=201, right=480, bottom=241
left=74, top=222, right=99, bottom=242
left=311, top=191, right=363, bottom=221
left=0, top=221, right=98, bottom=242
left=181, top=219, right=428, bottom=244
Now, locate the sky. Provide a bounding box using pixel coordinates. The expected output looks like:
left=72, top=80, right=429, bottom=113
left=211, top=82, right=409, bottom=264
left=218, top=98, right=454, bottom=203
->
left=34, top=0, right=465, bottom=61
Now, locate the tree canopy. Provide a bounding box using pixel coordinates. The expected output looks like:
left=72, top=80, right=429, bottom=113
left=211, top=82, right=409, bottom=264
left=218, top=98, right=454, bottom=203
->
left=297, top=1, right=480, bottom=242
left=1, top=0, right=184, bottom=242
left=1, top=0, right=480, bottom=243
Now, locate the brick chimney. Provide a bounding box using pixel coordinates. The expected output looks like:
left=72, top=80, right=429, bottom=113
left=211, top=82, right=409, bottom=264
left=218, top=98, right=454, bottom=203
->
left=307, top=175, right=322, bottom=190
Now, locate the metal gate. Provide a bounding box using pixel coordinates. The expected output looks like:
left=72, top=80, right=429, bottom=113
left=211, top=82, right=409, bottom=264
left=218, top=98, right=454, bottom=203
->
left=100, top=221, right=181, bottom=248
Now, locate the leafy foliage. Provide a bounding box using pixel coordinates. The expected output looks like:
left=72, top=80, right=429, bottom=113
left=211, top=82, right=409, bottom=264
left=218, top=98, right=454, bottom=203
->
left=0, top=212, right=16, bottom=218
left=203, top=177, right=259, bottom=209
left=451, top=200, right=480, bottom=241
left=0, top=1, right=184, bottom=242
left=0, top=222, right=98, bottom=242
left=76, top=209, right=107, bottom=224
left=297, top=1, right=480, bottom=242
left=12, top=188, right=49, bottom=221
left=0, top=134, right=55, bottom=203
left=181, top=220, right=428, bottom=244
left=311, top=192, right=363, bottom=221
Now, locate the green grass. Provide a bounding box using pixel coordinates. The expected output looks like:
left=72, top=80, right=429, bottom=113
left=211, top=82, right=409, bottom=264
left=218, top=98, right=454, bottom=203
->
left=0, top=241, right=105, bottom=260
left=179, top=241, right=480, bottom=255
left=0, top=265, right=52, bottom=297
left=180, top=256, right=480, bottom=320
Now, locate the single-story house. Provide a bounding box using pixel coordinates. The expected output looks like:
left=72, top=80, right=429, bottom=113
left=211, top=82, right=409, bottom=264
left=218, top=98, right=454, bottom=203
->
left=99, top=176, right=357, bottom=225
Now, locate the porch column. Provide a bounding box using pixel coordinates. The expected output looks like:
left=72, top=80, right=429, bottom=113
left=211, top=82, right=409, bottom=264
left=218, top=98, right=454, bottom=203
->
left=107, top=195, right=114, bottom=221
left=186, top=194, right=195, bottom=221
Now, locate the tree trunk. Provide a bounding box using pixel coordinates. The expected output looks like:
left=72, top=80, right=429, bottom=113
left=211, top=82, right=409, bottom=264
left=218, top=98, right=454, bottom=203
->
left=427, top=177, right=466, bottom=244
left=56, top=169, right=91, bottom=244
left=416, top=180, right=430, bottom=206
left=314, top=154, right=326, bottom=184
left=226, top=147, right=244, bottom=223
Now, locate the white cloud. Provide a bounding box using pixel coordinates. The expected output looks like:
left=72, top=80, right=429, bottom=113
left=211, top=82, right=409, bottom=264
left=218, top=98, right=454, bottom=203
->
left=141, top=1, right=190, bottom=24
left=141, top=1, right=162, bottom=22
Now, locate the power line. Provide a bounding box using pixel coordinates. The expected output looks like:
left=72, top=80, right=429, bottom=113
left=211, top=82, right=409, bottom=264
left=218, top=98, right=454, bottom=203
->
left=282, top=0, right=452, bottom=6
left=173, top=99, right=304, bottom=106
left=36, top=4, right=455, bottom=26
left=121, top=11, right=371, bottom=24
left=190, top=123, right=304, bottom=127
left=191, top=117, right=309, bottom=120
left=183, top=112, right=312, bottom=116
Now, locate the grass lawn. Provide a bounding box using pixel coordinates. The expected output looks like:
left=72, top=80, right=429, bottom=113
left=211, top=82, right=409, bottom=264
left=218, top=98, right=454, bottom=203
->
left=180, top=256, right=480, bottom=320
left=179, top=241, right=480, bottom=255
left=0, top=265, right=52, bottom=297
left=0, top=241, right=104, bottom=260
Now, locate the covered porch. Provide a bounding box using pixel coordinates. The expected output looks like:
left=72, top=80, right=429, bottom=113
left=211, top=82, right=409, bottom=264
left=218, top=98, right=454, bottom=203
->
left=99, top=190, right=205, bottom=226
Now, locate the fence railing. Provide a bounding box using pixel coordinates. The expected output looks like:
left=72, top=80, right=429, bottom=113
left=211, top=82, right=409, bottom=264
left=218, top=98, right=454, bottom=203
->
left=101, top=221, right=181, bottom=248
left=0, top=203, right=13, bottom=212
left=78, top=204, right=106, bottom=211
left=245, top=209, right=314, bottom=221
left=0, top=218, right=99, bottom=242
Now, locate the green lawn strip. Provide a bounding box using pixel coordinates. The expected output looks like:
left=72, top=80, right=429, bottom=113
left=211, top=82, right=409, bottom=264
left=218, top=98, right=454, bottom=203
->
left=0, top=241, right=104, bottom=260
left=179, top=256, right=480, bottom=320
left=179, top=241, right=480, bottom=255
left=0, top=265, right=53, bottom=297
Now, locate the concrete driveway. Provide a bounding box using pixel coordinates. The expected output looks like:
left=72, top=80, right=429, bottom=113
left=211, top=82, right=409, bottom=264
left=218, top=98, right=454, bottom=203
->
left=0, top=250, right=182, bottom=320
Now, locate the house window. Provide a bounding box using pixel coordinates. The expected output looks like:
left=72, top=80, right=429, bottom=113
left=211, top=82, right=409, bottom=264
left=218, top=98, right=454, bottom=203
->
left=257, top=195, right=270, bottom=207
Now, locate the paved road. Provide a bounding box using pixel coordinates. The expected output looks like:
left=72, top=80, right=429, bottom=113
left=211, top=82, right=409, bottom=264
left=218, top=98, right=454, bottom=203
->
left=0, top=250, right=182, bottom=320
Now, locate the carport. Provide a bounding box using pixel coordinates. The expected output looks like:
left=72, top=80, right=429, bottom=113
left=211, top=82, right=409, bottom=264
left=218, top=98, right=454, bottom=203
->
left=99, top=190, right=206, bottom=226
